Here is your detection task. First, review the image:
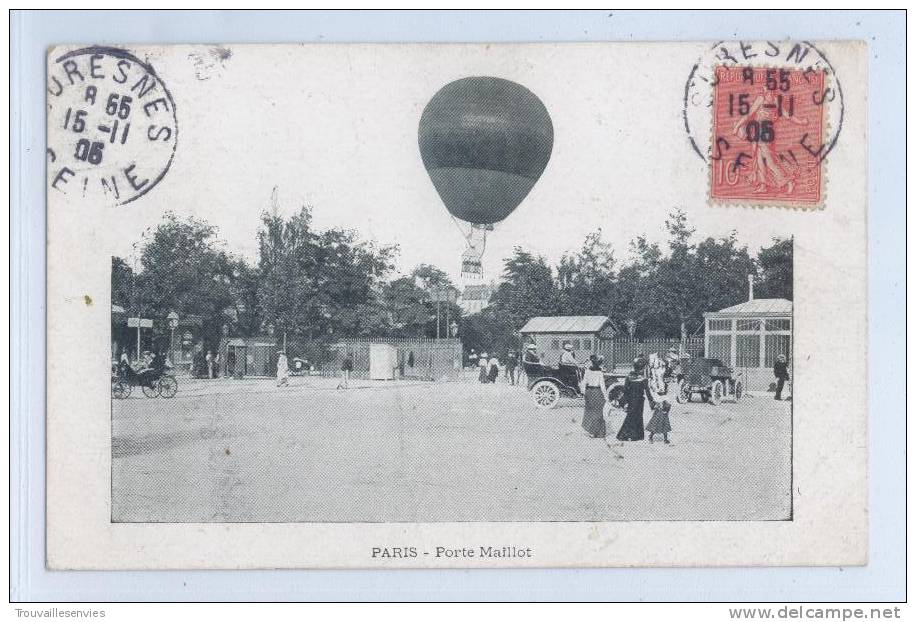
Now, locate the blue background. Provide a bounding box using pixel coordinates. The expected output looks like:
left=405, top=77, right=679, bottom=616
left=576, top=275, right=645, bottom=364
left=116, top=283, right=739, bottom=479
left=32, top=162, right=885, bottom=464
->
left=10, top=10, right=905, bottom=602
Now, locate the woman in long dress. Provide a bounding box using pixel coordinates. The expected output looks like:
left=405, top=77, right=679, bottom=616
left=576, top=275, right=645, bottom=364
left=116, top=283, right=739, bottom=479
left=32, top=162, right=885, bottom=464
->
left=478, top=352, right=489, bottom=383
left=581, top=355, right=608, bottom=438
left=275, top=351, right=289, bottom=388
left=616, top=357, right=656, bottom=441
left=487, top=354, right=500, bottom=383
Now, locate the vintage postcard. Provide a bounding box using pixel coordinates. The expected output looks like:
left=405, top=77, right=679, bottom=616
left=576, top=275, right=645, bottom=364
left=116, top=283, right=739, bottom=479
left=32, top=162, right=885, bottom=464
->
left=46, top=41, right=867, bottom=568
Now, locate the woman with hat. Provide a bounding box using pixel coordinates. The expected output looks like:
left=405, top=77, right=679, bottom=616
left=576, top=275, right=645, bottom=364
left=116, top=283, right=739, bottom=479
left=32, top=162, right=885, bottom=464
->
left=581, top=354, right=609, bottom=438
left=616, top=356, right=656, bottom=441
left=477, top=352, right=489, bottom=383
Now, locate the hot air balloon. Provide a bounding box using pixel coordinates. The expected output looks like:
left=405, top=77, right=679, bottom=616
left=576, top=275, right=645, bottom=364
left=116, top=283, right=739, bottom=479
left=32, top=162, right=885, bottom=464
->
left=418, top=77, right=553, bottom=278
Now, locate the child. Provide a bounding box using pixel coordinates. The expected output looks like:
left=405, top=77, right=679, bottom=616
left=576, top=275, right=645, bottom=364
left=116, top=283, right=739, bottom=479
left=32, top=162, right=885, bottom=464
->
left=645, top=400, right=672, bottom=444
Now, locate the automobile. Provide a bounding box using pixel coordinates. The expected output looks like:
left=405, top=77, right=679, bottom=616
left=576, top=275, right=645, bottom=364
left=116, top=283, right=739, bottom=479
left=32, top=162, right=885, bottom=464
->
left=675, top=357, right=743, bottom=405
left=522, top=361, right=628, bottom=410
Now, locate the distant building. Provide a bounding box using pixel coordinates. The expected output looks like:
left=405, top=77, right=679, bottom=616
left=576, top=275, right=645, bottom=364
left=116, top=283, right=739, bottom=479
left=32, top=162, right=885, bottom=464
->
left=703, top=297, right=792, bottom=392
left=457, top=283, right=496, bottom=315
left=519, top=315, right=618, bottom=365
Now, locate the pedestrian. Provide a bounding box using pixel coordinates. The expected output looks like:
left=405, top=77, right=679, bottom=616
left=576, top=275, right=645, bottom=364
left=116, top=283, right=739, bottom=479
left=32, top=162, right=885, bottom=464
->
left=505, top=351, right=518, bottom=385
left=616, top=357, right=656, bottom=442
left=645, top=400, right=672, bottom=444
left=773, top=353, right=790, bottom=400
left=477, top=352, right=489, bottom=383
left=214, top=352, right=221, bottom=378
left=468, top=348, right=478, bottom=370
left=338, top=352, right=354, bottom=389
left=275, top=351, right=289, bottom=387
left=487, top=353, right=500, bottom=383
left=581, top=354, right=608, bottom=438
left=206, top=350, right=214, bottom=379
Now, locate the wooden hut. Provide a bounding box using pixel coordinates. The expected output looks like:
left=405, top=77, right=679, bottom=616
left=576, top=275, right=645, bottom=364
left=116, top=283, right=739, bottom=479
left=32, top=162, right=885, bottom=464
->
left=519, top=316, right=617, bottom=365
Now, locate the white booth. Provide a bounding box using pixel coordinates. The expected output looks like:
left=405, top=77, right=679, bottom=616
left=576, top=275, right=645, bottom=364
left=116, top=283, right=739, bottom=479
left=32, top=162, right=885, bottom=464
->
left=369, top=343, right=397, bottom=380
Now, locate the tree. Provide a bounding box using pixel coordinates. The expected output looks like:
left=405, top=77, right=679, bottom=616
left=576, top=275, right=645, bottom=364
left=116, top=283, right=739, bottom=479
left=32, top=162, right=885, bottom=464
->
left=627, top=210, right=755, bottom=340
left=257, top=206, right=397, bottom=341
left=135, top=212, right=238, bottom=349
left=756, top=237, right=793, bottom=300
left=257, top=207, right=318, bottom=340
left=111, top=256, right=134, bottom=309
left=556, top=229, right=617, bottom=316
left=488, top=247, right=560, bottom=330
left=460, top=307, right=518, bottom=357
left=383, top=276, right=431, bottom=337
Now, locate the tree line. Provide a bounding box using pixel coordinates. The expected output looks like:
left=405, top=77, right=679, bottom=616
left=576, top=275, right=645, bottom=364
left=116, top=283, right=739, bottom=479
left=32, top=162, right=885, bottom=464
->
left=461, top=209, right=792, bottom=355
left=112, top=207, right=791, bottom=357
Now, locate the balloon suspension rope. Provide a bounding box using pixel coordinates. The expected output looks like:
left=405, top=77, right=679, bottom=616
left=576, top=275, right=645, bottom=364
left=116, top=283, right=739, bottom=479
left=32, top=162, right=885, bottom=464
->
left=448, top=214, right=487, bottom=255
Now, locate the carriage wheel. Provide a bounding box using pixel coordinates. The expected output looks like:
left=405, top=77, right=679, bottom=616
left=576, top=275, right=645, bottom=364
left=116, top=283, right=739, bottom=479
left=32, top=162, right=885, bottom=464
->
left=734, top=380, right=744, bottom=401
left=111, top=379, right=130, bottom=400
left=141, top=381, right=161, bottom=398
left=531, top=380, right=560, bottom=410
left=159, top=375, right=178, bottom=399
left=676, top=380, right=690, bottom=404
left=710, top=380, right=724, bottom=405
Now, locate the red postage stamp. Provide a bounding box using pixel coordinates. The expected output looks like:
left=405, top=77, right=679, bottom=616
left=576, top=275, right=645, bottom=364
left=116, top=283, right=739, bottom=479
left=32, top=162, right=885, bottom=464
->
left=710, top=65, right=827, bottom=207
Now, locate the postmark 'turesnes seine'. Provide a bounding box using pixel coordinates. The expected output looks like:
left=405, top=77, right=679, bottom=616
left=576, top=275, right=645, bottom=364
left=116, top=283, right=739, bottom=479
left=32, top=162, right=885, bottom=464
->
left=683, top=41, right=843, bottom=209
left=47, top=46, right=177, bottom=206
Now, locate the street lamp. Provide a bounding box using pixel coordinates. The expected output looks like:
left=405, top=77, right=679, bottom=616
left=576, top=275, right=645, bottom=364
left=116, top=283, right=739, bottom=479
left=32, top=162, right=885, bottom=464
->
left=167, top=311, right=179, bottom=364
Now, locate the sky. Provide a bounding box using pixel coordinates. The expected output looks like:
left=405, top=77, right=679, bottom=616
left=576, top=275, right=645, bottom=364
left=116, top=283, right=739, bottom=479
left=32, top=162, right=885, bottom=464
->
left=112, top=43, right=801, bottom=283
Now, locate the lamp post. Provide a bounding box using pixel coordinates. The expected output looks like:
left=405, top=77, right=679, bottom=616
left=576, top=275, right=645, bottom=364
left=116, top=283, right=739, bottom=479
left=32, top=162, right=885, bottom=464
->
left=167, top=311, right=179, bottom=364
left=445, top=287, right=457, bottom=339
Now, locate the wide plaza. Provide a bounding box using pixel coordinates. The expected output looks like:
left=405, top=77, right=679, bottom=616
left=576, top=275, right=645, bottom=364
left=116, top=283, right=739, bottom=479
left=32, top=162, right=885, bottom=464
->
left=112, top=374, right=792, bottom=523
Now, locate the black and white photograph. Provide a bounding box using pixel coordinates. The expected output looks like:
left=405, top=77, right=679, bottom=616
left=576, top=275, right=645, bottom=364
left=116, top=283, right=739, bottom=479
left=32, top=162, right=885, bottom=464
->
left=105, top=69, right=795, bottom=523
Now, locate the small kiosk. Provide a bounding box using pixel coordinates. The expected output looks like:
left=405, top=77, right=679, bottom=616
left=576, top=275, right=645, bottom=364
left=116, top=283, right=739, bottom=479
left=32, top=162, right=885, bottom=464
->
left=369, top=343, right=397, bottom=380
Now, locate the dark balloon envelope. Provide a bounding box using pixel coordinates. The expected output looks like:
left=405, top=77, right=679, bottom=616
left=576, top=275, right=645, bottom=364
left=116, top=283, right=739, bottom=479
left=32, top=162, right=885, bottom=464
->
left=418, top=77, right=554, bottom=226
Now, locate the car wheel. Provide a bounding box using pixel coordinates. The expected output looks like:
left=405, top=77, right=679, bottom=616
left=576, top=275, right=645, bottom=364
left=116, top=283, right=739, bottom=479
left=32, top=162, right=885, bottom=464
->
left=531, top=380, right=560, bottom=410
left=710, top=380, right=723, bottom=405
left=676, top=380, right=690, bottom=404
left=141, top=382, right=161, bottom=398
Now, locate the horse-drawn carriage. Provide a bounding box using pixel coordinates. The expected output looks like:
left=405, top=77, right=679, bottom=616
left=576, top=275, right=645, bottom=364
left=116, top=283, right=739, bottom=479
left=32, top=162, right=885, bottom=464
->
left=523, top=361, right=627, bottom=410
left=675, top=357, right=743, bottom=405
left=111, top=361, right=178, bottom=399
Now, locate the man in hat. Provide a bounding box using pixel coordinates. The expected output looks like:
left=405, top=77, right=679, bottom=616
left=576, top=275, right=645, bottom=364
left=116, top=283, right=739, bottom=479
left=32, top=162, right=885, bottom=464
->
left=505, top=351, right=519, bottom=385
left=558, top=341, right=581, bottom=389
left=773, top=353, right=790, bottom=400
left=523, top=343, right=541, bottom=365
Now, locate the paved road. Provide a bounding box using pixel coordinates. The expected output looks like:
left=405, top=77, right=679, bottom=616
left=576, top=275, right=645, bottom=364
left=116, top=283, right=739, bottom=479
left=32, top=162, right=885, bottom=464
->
left=111, top=377, right=792, bottom=522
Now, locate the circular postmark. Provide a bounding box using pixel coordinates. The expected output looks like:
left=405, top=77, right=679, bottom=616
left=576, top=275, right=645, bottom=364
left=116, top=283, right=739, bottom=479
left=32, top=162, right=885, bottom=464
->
left=683, top=41, right=843, bottom=206
left=47, top=46, right=178, bottom=206
left=684, top=41, right=844, bottom=163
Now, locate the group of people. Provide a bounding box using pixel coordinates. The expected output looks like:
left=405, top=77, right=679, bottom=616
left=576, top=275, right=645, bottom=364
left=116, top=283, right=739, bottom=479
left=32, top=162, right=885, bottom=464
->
left=275, top=350, right=354, bottom=389
left=115, top=350, right=169, bottom=385
left=469, top=349, right=520, bottom=385
left=580, top=353, right=672, bottom=444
